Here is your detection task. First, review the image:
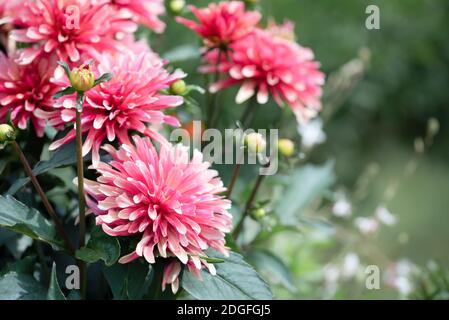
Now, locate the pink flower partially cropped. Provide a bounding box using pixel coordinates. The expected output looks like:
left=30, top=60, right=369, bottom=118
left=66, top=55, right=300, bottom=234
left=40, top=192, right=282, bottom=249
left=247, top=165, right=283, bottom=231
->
left=11, top=0, right=137, bottom=64
left=202, top=28, right=325, bottom=123
left=176, top=1, right=261, bottom=49
left=0, top=52, right=60, bottom=137
left=84, top=136, right=233, bottom=293
left=44, top=50, right=185, bottom=165
left=106, top=0, right=166, bottom=33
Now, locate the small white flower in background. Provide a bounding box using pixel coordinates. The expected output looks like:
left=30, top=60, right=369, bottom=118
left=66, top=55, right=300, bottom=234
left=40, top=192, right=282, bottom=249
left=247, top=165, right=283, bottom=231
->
left=375, top=205, right=397, bottom=226
left=396, top=259, right=414, bottom=277
left=323, top=264, right=340, bottom=296
left=394, top=277, right=413, bottom=296
left=385, top=259, right=415, bottom=297
left=332, top=194, right=352, bottom=218
left=341, top=253, right=360, bottom=279
left=298, top=117, right=326, bottom=148
left=354, top=217, right=379, bottom=235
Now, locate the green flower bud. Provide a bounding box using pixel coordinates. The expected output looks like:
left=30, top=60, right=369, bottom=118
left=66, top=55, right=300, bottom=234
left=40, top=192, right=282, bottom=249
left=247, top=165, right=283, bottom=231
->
left=70, top=64, right=95, bottom=92
left=169, top=0, right=186, bottom=15
left=0, top=124, right=16, bottom=143
left=245, top=132, right=266, bottom=154
left=251, top=207, right=266, bottom=220
left=170, top=79, right=187, bottom=95
left=278, top=138, right=295, bottom=157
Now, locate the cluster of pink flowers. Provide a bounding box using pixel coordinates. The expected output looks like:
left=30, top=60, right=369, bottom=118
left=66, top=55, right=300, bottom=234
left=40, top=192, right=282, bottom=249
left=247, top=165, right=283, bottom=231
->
left=178, top=1, right=325, bottom=123
left=0, top=0, right=235, bottom=293
left=0, top=0, right=325, bottom=293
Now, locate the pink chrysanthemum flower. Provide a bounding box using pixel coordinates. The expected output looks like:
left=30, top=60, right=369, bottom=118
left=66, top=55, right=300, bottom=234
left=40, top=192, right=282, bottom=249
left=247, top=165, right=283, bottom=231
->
left=202, top=28, right=325, bottom=123
left=105, top=0, right=166, bottom=33
left=10, top=0, right=137, bottom=64
left=0, top=52, right=60, bottom=137
left=42, top=50, right=185, bottom=165
left=176, top=1, right=261, bottom=49
left=83, top=136, right=233, bottom=293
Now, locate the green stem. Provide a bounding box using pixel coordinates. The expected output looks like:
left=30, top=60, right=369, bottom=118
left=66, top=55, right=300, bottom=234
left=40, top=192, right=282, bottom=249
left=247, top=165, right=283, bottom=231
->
left=226, top=98, right=258, bottom=200
left=240, top=97, right=258, bottom=129
left=12, top=141, right=75, bottom=255
left=232, top=162, right=269, bottom=239
left=75, top=93, right=87, bottom=299
left=226, top=162, right=241, bottom=200
left=207, top=50, right=223, bottom=128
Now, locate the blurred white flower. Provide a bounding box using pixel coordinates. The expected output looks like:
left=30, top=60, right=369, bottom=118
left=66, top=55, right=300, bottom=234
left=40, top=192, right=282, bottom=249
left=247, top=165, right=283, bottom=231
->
left=298, top=118, right=326, bottom=148
left=323, top=264, right=340, bottom=296
left=332, top=195, right=352, bottom=218
left=396, top=259, right=414, bottom=277
left=341, top=253, right=360, bottom=279
left=354, top=217, right=379, bottom=235
left=394, top=277, right=413, bottom=296
left=385, top=259, right=415, bottom=297
left=375, top=206, right=397, bottom=226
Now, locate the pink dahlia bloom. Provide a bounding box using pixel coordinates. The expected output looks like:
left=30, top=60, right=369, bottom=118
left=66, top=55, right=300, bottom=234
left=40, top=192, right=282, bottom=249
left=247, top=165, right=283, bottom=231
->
left=105, top=0, right=166, bottom=33
left=202, top=28, right=325, bottom=123
left=176, top=1, right=261, bottom=49
left=0, top=52, right=60, bottom=137
left=0, top=0, right=22, bottom=25
left=10, top=0, right=137, bottom=64
left=43, top=50, right=185, bottom=165
left=84, top=136, right=233, bottom=293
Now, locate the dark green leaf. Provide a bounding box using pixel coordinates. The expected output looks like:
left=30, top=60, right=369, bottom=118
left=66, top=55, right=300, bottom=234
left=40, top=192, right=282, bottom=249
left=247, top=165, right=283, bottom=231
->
left=7, top=141, right=77, bottom=195
left=102, top=260, right=153, bottom=300
left=53, top=86, right=75, bottom=99
left=246, top=249, right=297, bottom=293
left=0, top=256, right=36, bottom=276
left=0, top=159, right=7, bottom=174
left=0, top=271, right=46, bottom=300
left=75, top=226, right=120, bottom=266
left=57, top=61, right=71, bottom=80
left=182, top=251, right=272, bottom=300
left=274, top=161, right=336, bottom=225
left=94, top=73, right=113, bottom=86
left=0, top=195, right=63, bottom=248
left=47, top=263, right=66, bottom=300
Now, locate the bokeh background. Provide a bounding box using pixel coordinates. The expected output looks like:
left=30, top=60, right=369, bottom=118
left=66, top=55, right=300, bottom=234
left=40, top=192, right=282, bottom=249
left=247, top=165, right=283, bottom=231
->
left=156, top=0, right=449, bottom=299
left=1, top=0, right=447, bottom=300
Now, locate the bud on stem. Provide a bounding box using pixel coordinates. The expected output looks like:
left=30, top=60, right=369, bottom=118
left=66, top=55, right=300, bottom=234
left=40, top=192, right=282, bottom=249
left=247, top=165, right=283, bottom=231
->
left=0, top=124, right=16, bottom=143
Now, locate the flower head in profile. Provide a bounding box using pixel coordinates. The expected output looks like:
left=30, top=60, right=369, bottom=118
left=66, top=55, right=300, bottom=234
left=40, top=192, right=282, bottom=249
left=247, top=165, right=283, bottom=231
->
left=176, top=1, right=261, bottom=49
left=44, top=50, right=185, bottom=165
left=202, top=28, right=325, bottom=123
left=84, top=136, right=232, bottom=293
left=0, top=52, right=60, bottom=137
left=106, top=0, right=166, bottom=33
left=11, top=0, right=137, bottom=64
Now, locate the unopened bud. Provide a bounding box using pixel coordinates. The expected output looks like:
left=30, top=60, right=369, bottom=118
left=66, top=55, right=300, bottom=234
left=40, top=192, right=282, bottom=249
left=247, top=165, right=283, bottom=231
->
left=251, top=207, right=266, bottom=220
left=245, top=132, right=266, bottom=154
left=414, top=137, right=425, bottom=154
left=278, top=138, right=295, bottom=157
left=0, top=124, right=16, bottom=143
left=427, top=117, right=440, bottom=137
left=70, top=64, right=95, bottom=92
left=170, top=79, right=187, bottom=95
left=169, top=0, right=185, bottom=15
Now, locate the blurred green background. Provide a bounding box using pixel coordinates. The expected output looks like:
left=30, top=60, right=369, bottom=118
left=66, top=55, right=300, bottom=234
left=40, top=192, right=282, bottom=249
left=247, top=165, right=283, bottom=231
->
left=157, top=0, right=449, bottom=298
